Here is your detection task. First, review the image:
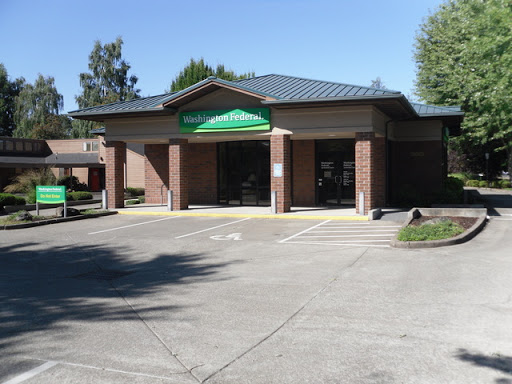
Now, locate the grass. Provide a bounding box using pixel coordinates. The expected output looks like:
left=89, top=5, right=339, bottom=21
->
left=398, top=219, right=465, bottom=242
left=81, top=209, right=108, bottom=215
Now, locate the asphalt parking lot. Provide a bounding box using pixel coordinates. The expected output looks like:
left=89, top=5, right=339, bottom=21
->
left=1, top=211, right=512, bottom=383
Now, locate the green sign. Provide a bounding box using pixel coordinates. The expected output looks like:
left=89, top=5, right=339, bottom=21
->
left=36, top=185, right=66, bottom=204
left=179, top=108, right=270, bottom=133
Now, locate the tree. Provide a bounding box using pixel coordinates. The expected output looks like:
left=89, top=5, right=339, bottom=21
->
left=72, top=37, right=140, bottom=138
left=0, top=63, right=23, bottom=136
left=168, top=58, right=255, bottom=92
left=370, top=77, right=387, bottom=89
left=13, top=74, right=64, bottom=138
left=31, top=114, right=71, bottom=139
left=414, top=0, right=512, bottom=179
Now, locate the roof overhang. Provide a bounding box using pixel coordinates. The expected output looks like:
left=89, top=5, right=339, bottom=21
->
left=68, top=107, right=176, bottom=122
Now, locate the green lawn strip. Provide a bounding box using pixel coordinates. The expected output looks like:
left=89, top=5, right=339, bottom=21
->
left=0, top=209, right=108, bottom=226
left=398, top=219, right=465, bottom=241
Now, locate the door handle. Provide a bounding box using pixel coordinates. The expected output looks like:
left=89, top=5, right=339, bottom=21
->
left=335, top=176, right=342, bottom=184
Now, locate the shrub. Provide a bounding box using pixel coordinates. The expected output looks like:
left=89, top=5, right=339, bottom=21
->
left=126, top=187, right=145, bottom=197
left=66, top=191, right=93, bottom=201
left=398, top=219, right=464, bottom=241
left=137, top=196, right=145, bottom=203
left=479, top=181, right=488, bottom=188
left=14, top=196, right=26, bottom=205
left=499, top=179, right=511, bottom=188
left=125, top=199, right=140, bottom=205
left=57, top=175, right=89, bottom=192
left=465, top=180, right=480, bottom=187
left=3, top=168, right=57, bottom=204
left=0, top=193, right=16, bottom=208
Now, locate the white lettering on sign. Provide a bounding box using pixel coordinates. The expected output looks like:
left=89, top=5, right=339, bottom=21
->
left=210, top=233, right=242, bottom=241
left=182, top=112, right=264, bottom=125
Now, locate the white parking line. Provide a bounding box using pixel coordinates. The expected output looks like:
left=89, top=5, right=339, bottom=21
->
left=308, top=229, right=399, bottom=233
left=278, top=220, right=331, bottom=243
left=284, top=241, right=389, bottom=248
left=2, top=361, right=58, bottom=384
left=301, top=234, right=397, bottom=238
left=88, top=216, right=180, bottom=235
left=175, top=217, right=251, bottom=239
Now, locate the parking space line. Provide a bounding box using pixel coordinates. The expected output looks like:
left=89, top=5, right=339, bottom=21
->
left=175, top=217, right=251, bottom=239
left=284, top=241, right=389, bottom=247
left=88, top=216, right=180, bottom=235
left=2, top=361, right=58, bottom=384
left=301, top=234, right=397, bottom=238
left=308, top=230, right=399, bottom=233
left=278, top=220, right=331, bottom=243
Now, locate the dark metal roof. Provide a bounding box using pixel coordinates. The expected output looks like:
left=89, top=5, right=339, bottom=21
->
left=67, top=74, right=463, bottom=123
left=0, top=152, right=102, bottom=168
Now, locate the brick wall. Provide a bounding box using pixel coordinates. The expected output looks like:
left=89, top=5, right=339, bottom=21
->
left=292, top=140, right=315, bottom=206
left=105, top=141, right=126, bottom=208
left=271, top=135, right=291, bottom=213
left=188, top=143, right=217, bottom=204
left=355, top=132, right=386, bottom=215
left=145, top=144, right=169, bottom=204
left=169, top=139, right=189, bottom=210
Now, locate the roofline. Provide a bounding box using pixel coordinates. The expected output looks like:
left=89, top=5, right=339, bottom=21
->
left=68, top=106, right=177, bottom=119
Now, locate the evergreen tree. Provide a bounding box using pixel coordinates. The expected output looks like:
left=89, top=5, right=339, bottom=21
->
left=168, top=58, right=255, bottom=92
left=0, top=63, right=23, bottom=136
left=72, top=37, right=140, bottom=138
left=13, top=74, right=64, bottom=138
left=414, top=0, right=512, bottom=178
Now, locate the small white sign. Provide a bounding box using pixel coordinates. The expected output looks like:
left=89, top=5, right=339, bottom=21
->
left=210, top=233, right=242, bottom=241
left=274, top=163, right=283, bottom=178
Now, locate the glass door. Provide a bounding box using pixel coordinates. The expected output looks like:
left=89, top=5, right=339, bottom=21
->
left=316, top=139, right=355, bottom=206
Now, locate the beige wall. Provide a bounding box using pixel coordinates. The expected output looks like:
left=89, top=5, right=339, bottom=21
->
left=46, top=138, right=100, bottom=155
left=126, top=149, right=145, bottom=188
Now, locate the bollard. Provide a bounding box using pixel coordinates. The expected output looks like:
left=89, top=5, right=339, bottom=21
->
left=271, top=191, right=277, bottom=214
left=102, top=189, right=108, bottom=210
left=167, top=190, right=173, bottom=211
left=359, top=192, right=365, bottom=216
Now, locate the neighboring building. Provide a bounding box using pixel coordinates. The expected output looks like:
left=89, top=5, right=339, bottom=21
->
left=0, top=135, right=145, bottom=192
left=68, top=74, right=464, bottom=214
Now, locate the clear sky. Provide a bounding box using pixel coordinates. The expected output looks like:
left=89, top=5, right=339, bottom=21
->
left=1, top=0, right=444, bottom=113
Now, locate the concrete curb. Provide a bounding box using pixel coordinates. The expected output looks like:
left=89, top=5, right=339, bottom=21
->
left=1, top=211, right=118, bottom=230
left=390, top=207, right=488, bottom=248
left=117, top=210, right=369, bottom=221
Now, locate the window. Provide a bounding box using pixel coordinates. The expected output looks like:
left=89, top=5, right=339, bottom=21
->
left=83, top=141, right=99, bottom=152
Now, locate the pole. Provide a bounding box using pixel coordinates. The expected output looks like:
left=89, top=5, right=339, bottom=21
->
left=271, top=191, right=277, bottom=214
left=102, top=189, right=108, bottom=210
left=167, top=190, right=173, bottom=211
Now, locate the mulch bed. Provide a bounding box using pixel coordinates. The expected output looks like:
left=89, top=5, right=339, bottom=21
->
left=410, top=216, right=478, bottom=230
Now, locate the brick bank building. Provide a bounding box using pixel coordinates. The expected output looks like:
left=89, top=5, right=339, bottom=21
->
left=68, top=74, right=463, bottom=214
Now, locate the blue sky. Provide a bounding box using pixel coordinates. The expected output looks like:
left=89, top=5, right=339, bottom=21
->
left=1, top=0, right=444, bottom=112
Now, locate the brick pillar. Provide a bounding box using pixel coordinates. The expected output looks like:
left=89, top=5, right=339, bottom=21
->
left=355, top=132, right=386, bottom=215
left=169, top=139, right=188, bottom=210
left=271, top=135, right=291, bottom=213
left=105, top=141, right=126, bottom=208
left=144, top=144, right=169, bottom=204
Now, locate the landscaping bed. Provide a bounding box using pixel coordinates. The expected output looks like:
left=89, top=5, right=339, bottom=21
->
left=391, top=207, right=487, bottom=248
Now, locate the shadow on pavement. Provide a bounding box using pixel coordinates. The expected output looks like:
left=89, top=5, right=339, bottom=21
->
left=467, top=189, right=512, bottom=216
left=0, top=241, right=230, bottom=357
left=455, top=348, right=512, bottom=383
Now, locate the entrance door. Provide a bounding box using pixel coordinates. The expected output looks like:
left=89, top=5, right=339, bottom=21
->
left=218, top=141, right=270, bottom=206
left=316, top=139, right=355, bottom=206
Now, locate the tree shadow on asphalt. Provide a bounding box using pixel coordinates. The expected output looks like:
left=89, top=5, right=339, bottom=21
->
left=455, top=348, right=512, bottom=383
left=0, top=241, right=231, bottom=356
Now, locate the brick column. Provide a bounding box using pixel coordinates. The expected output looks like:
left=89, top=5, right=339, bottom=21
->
left=355, top=132, right=386, bottom=215
left=105, top=141, right=126, bottom=208
left=271, top=135, right=291, bottom=213
left=169, top=139, right=188, bottom=210
left=144, top=144, right=169, bottom=204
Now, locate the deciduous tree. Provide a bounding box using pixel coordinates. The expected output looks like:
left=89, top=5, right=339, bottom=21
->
left=0, top=63, right=23, bottom=136
left=414, top=0, right=512, bottom=178
left=168, top=58, right=254, bottom=92
left=72, top=37, right=140, bottom=138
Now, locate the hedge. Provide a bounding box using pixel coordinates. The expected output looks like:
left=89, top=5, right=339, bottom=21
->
left=66, top=191, right=93, bottom=201
left=0, top=193, right=26, bottom=208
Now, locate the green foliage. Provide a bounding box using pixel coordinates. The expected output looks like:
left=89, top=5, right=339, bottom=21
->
left=66, top=191, right=93, bottom=201
left=137, top=196, right=145, bottom=203
left=30, top=114, right=71, bottom=139
left=126, top=187, right=144, bottom=197
left=3, top=168, right=56, bottom=203
left=466, top=180, right=480, bottom=187
left=13, top=74, right=64, bottom=138
left=0, top=193, right=25, bottom=208
left=479, top=181, right=488, bottom=188
left=57, top=175, right=89, bottom=192
left=0, top=63, right=23, bottom=136
left=414, top=0, right=512, bottom=177
left=73, top=37, right=140, bottom=138
left=398, top=219, right=464, bottom=241
left=499, top=179, right=511, bottom=188
left=169, top=58, right=255, bottom=92
left=125, top=199, right=140, bottom=205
